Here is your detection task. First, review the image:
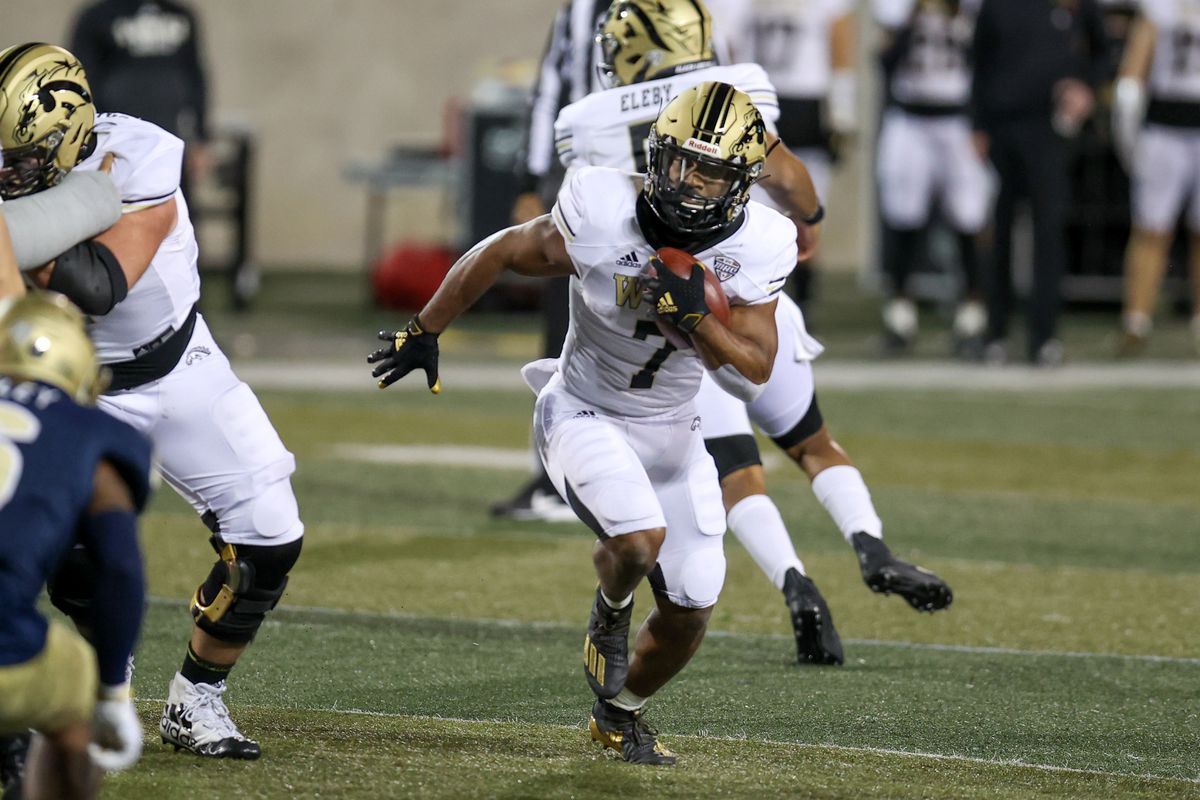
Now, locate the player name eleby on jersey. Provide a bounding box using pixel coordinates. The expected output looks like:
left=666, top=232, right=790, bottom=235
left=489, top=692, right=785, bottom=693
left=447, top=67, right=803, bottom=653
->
left=621, top=83, right=673, bottom=113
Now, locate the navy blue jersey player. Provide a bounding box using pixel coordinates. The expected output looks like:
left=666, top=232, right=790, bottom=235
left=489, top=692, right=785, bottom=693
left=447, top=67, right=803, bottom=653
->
left=0, top=292, right=150, bottom=800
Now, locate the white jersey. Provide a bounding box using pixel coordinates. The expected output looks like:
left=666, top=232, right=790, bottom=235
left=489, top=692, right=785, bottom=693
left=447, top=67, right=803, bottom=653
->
left=874, top=0, right=979, bottom=108
left=1143, top=0, right=1200, bottom=102
left=550, top=167, right=797, bottom=418
left=73, top=113, right=200, bottom=363
left=554, top=63, right=780, bottom=173
left=747, top=0, right=853, bottom=98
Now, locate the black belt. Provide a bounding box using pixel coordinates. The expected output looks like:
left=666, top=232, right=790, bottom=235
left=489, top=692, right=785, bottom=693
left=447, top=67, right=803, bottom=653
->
left=105, top=304, right=199, bottom=393
left=1146, top=99, right=1200, bottom=129
left=894, top=101, right=967, bottom=118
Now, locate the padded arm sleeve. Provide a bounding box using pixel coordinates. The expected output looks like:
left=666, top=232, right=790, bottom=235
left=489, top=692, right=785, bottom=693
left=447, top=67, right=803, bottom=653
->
left=77, top=509, right=146, bottom=686
left=5, top=171, right=122, bottom=269
left=47, top=240, right=129, bottom=316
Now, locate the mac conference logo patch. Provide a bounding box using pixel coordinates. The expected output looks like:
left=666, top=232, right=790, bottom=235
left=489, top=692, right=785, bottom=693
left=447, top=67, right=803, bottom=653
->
left=713, top=255, right=740, bottom=282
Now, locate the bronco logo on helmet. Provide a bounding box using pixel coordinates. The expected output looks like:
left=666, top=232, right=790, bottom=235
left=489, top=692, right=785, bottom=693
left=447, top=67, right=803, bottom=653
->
left=645, top=81, right=767, bottom=236
left=0, top=43, right=96, bottom=199
left=595, top=0, right=716, bottom=89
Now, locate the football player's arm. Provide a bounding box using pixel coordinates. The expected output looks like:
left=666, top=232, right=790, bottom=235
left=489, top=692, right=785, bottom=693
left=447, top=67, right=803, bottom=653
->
left=420, top=215, right=575, bottom=333
left=79, top=458, right=146, bottom=773
left=78, top=459, right=146, bottom=690
left=828, top=12, right=858, bottom=136
left=760, top=134, right=823, bottom=261
left=691, top=300, right=779, bottom=386
left=1113, top=15, right=1155, bottom=169
left=369, top=216, right=576, bottom=390
left=0, top=210, right=25, bottom=299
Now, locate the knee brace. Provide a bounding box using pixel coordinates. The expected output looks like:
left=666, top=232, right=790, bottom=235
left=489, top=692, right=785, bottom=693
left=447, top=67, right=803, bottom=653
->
left=47, top=545, right=97, bottom=630
left=191, top=536, right=303, bottom=643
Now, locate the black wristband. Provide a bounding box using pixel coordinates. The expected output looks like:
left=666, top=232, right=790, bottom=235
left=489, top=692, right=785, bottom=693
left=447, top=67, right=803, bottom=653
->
left=798, top=204, right=825, bottom=226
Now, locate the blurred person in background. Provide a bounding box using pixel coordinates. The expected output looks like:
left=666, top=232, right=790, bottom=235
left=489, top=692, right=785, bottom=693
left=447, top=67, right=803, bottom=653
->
left=0, top=292, right=150, bottom=800
left=1, top=42, right=303, bottom=761
left=69, top=0, right=213, bottom=193
left=970, top=0, right=1109, bottom=366
left=874, top=0, right=992, bottom=357
left=1112, top=0, right=1200, bottom=356
left=746, top=0, right=858, bottom=311
left=495, top=0, right=610, bottom=523
left=495, top=0, right=754, bottom=522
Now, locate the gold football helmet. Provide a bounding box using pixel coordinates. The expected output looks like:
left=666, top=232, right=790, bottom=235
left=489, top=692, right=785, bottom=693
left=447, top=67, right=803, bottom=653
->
left=645, top=81, right=767, bottom=235
left=0, top=291, right=105, bottom=403
left=596, top=0, right=715, bottom=88
left=0, top=43, right=95, bottom=199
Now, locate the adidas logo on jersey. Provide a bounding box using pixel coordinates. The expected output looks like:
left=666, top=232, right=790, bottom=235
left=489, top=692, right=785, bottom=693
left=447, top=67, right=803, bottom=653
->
left=615, top=251, right=640, bottom=268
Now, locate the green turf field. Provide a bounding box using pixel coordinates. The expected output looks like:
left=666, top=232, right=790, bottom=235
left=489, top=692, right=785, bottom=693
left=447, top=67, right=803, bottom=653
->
left=101, top=369, right=1199, bottom=799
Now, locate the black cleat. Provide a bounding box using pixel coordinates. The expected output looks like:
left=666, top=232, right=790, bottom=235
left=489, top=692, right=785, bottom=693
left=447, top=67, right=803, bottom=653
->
left=583, top=588, right=632, bottom=699
left=589, top=699, right=677, bottom=765
left=782, top=568, right=844, bottom=666
left=490, top=473, right=577, bottom=523
left=852, top=532, right=953, bottom=612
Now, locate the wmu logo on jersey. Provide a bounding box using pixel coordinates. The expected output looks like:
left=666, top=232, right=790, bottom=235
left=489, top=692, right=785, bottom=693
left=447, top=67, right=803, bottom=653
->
left=712, top=255, right=741, bottom=282
left=613, top=274, right=645, bottom=309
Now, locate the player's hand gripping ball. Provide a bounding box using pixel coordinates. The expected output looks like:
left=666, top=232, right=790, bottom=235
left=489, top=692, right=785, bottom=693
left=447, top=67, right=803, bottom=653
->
left=642, top=247, right=731, bottom=350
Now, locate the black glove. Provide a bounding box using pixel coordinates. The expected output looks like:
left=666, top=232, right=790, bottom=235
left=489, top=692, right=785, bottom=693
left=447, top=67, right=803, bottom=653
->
left=642, top=256, right=710, bottom=333
left=367, top=316, right=441, bottom=392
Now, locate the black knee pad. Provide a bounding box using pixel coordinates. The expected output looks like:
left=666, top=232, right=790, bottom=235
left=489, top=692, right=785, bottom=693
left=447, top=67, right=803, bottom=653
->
left=47, top=545, right=97, bottom=629
left=770, top=393, right=825, bottom=451
left=192, top=537, right=303, bottom=644
left=704, top=434, right=762, bottom=481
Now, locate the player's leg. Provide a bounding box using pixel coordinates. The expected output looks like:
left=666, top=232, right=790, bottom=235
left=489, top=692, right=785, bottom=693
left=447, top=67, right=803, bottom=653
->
left=588, top=425, right=727, bottom=766
left=747, top=306, right=951, bottom=611
left=535, top=384, right=666, bottom=704
left=697, top=369, right=842, bottom=665
left=877, top=111, right=935, bottom=353
left=1119, top=126, right=1186, bottom=355
left=983, top=127, right=1023, bottom=362
left=0, top=623, right=100, bottom=800
left=943, top=118, right=993, bottom=356
left=1189, top=231, right=1200, bottom=355
left=101, top=317, right=303, bottom=759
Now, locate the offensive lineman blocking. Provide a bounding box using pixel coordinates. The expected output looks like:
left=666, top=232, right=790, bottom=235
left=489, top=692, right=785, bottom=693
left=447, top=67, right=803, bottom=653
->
left=371, top=83, right=793, bottom=763
left=0, top=43, right=303, bottom=759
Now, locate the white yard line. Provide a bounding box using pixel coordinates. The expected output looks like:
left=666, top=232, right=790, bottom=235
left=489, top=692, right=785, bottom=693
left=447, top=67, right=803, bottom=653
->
left=328, top=442, right=788, bottom=472
left=145, top=596, right=1200, bottom=666
left=129, top=694, right=1199, bottom=785
left=234, top=358, right=1200, bottom=394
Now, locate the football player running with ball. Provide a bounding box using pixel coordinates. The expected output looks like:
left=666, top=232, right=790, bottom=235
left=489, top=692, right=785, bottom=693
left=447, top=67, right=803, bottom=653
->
left=557, top=0, right=952, bottom=668
left=371, top=83, right=791, bottom=764
left=0, top=43, right=303, bottom=759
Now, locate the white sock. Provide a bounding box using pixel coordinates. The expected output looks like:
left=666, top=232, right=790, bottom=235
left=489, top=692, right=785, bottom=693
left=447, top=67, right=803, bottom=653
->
left=601, top=590, right=632, bottom=609
left=811, top=465, right=883, bottom=543
left=727, top=494, right=804, bottom=590
left=609, top=686, right=647, bottom=712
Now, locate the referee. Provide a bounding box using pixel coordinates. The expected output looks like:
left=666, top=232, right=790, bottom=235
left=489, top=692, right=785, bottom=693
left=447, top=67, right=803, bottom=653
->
left=971, top=0, right=1109, bottom=365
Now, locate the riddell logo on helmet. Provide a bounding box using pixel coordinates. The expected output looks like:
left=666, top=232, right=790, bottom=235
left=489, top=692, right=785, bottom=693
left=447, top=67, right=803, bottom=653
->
left=682, top=138, right=720, bottom=157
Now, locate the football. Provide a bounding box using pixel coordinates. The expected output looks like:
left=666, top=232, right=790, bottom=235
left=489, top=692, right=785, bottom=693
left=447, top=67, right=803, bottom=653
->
left=650, top=247, right=732, bottom=350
